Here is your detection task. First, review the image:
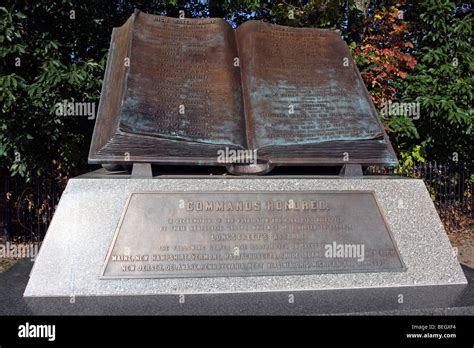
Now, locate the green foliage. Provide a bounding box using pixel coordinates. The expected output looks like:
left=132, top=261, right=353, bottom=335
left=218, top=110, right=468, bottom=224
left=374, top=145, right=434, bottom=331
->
left=0, top=1, right=105, bottom=179
left=349, top=2, right=420, bottom=154
left=0, top=1, right=190, bottom=180
left=217, top=0, right=364, bottom=38
left=397, top=0, right=473, bottom=163
left=396, top=144, right=427, bottom=175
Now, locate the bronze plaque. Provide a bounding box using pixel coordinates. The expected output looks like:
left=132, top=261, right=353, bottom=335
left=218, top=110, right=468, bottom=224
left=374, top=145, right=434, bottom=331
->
left=101, top=191, right=405, bottom=279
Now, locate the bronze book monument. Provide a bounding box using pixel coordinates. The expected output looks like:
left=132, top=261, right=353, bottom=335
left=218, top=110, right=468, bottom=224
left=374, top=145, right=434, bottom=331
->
left=89, top=10, right=397, bottom=174
left=25, top=10, right=467, bottom=311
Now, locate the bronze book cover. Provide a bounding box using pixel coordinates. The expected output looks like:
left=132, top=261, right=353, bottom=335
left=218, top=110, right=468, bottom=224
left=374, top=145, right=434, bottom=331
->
left=89, top=10, right=398, bottom=173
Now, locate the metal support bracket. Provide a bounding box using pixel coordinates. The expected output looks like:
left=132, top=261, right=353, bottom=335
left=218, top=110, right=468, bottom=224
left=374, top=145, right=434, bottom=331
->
left=131, top=163, right=153, bottom=178
left=339, top=164, right=363, bottom=178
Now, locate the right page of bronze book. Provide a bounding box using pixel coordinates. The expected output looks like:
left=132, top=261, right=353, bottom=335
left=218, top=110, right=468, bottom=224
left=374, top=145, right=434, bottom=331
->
left=235, top=21, right=397, bottom=165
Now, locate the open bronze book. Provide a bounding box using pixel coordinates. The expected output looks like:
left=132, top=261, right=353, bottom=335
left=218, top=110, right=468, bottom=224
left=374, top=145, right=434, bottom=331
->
left=89, top=10, right=398, bottom=174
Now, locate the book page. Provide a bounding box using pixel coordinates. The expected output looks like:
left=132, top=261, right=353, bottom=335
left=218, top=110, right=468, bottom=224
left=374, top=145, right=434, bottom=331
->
left=119, top=12, right=246, bottom=148
left=236, top=21, right=384, bottom=150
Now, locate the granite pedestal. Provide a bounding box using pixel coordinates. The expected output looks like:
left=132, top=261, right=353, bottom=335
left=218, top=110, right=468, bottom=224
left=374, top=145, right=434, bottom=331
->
left=23, top=172, right=467, bottom=314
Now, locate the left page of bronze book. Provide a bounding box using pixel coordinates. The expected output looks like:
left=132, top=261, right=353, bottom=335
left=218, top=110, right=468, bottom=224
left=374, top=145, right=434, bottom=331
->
left=89, top=11, right=246, bottom=165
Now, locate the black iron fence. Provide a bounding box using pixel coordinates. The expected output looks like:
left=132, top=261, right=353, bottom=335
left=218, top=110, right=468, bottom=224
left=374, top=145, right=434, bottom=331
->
left=1, top=170, right=66, bottom=243
left=1, top=162, right=472, bottom=242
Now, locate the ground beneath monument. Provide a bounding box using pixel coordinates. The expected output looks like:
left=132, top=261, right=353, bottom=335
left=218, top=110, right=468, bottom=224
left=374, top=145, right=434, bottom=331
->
left=0, top=258, right=17, bottom=273
left=450, top=231, right=474, bottom=269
